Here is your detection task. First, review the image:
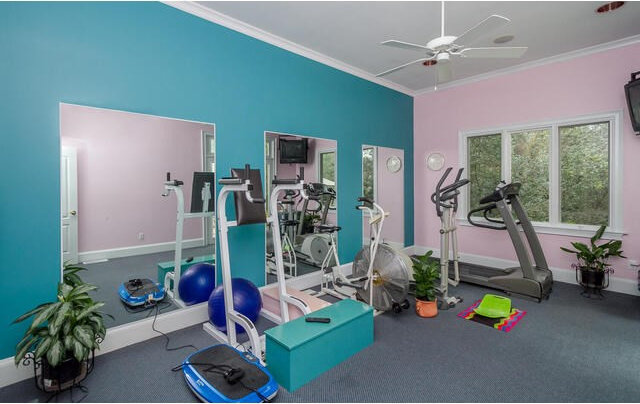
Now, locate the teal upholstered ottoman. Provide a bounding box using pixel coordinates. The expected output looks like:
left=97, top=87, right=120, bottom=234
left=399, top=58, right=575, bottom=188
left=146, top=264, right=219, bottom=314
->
left=264, top=299, right=373, bottom=391
left=157, top=254, right=215, bottom=288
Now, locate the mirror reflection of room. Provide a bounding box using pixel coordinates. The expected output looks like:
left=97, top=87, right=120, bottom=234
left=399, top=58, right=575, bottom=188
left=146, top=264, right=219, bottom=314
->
left=264, top=132, right=337, bottom=284
left=361, top=145, right=405, bottom=248
left=60, top=104, right=216, bottom=328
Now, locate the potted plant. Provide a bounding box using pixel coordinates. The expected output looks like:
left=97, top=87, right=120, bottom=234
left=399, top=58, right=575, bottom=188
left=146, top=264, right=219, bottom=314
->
left=560, top=225, right=625, bottom=297
left=411, top=251, right=440, bottom=318
left=13, top=263, right=108, bottom=392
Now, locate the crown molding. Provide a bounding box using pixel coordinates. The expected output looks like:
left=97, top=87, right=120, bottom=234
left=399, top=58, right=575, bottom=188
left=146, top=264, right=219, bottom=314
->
left=163, top=1, right=415, bottom=96
left=163, top=2, right=640, bottom=99
left=414, top=33, right=640, bottom=96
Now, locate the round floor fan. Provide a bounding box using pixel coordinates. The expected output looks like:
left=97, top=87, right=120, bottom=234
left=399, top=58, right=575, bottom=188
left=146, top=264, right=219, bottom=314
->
left=352, top=243, right=412, bottom=312
left=377, top=1, right=528, bottom=83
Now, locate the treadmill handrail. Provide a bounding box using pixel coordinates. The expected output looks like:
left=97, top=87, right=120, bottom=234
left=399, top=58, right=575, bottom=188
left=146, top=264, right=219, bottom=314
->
left=467, top=204, right=507, bottom=230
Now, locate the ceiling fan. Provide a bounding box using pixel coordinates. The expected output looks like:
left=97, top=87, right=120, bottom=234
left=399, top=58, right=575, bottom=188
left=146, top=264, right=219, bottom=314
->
left=377, top=1, right=528, bottom=83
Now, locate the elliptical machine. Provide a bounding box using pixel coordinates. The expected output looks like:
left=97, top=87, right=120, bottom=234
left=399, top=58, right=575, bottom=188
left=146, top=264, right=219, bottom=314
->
left=431, top=167, right=469, bottom=310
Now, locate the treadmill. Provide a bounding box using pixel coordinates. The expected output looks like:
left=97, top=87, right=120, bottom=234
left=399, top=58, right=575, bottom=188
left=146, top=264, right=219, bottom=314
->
left=463, top=182, right=553, bottom=301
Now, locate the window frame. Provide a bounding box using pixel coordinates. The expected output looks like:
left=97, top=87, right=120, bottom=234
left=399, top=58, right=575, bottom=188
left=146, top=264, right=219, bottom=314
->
left=458, top=111, right=623, bottom=239
left=317, top=148, right=337, bottom=210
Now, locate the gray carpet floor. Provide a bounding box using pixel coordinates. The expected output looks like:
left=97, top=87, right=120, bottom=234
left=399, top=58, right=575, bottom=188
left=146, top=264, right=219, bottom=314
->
left=2, top=281, right=640, bottom=402
left=81, top=245, right=214, bottom=328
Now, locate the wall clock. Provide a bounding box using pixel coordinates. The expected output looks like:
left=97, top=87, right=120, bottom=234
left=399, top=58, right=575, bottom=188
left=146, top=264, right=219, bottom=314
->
left=386, top=156, right=402, bottom=173
left=426, top=152, right=445, bottom=171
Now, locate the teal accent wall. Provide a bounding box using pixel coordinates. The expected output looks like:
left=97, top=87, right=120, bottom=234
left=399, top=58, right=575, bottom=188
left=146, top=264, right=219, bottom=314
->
left=0, top=2, right=413, bottom=360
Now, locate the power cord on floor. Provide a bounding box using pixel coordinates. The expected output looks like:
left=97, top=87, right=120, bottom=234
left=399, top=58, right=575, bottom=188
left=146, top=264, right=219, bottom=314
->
left=150, top=302, right=199, bottom=352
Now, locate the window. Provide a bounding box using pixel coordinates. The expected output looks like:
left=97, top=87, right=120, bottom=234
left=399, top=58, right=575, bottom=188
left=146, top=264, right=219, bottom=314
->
left=319, top=149, right=336, bottom=209
left=362, top=146, right=376, bottom=201
left=460, top=112, right=622, bottom=237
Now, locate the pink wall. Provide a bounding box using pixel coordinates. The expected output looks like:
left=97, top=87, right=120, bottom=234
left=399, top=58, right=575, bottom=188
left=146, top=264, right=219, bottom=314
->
left=414, top=43, right=640, bottom=280
left=362, top=146, right=405, bottom=245
left=61, top=104, right=213, bottom=252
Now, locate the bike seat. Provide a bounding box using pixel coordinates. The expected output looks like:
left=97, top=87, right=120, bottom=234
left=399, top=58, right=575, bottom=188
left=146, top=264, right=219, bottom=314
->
left=315, top=224, right=341, bottom=233
left=281, top=220, right=299, bottom=227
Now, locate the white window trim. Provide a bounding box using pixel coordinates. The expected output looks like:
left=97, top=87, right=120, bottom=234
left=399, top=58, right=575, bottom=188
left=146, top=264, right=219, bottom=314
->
left=361, top=145, right=378, bottom=216
left=317, top=147, right=337, bottom=210
left=458, top=111, right=624, bottom=240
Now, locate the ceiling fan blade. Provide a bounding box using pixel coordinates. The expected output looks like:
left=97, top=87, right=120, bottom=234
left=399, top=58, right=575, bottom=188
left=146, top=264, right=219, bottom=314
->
left=376, top=58, right=430, bottom=77
left=459, top=46, right=528, bottom=59
left=380, top=40, right=433, bottom=53
left=455, top=15, right=510, bottom=46
left=436, top=61, right=452, bottom=83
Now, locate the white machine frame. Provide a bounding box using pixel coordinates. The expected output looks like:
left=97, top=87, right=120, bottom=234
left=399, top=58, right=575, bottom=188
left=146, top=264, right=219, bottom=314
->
left=203, top=172, right=264, bottom=358
left=316, top=200, right=388, bottom=313
left=162, top=175, right=213, bottom=305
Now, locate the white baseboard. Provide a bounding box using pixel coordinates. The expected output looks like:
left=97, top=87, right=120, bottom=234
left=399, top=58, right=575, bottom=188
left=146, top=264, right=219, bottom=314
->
left=411, top=245, right=640, bottom=297
left=0, top=301, right=209, bottom=388
left=78, top=238, right=205, bottom=262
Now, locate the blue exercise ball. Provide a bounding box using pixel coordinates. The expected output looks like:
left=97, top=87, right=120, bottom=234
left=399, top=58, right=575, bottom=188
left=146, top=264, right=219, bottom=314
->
left=178, top=262, right=216, bottom=306
left=208, top=278, right=262, bottom=334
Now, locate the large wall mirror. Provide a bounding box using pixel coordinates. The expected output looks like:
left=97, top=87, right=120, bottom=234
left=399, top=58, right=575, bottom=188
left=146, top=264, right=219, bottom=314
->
left=361, top=145, right=405, bottom=248
left=60, top=103, right=215, bottom=328
left=264, top=131, right=337, bottom=285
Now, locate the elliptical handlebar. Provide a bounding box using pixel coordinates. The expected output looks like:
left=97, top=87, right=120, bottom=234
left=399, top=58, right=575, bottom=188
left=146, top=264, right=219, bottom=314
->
left=431, top=167, right=469, bottom=217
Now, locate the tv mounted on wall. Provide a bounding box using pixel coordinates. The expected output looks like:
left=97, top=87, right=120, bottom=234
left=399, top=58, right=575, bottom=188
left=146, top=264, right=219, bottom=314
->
left=279, top=138, right=308, bottom=164
left=624, top=71, right=640, bottom=135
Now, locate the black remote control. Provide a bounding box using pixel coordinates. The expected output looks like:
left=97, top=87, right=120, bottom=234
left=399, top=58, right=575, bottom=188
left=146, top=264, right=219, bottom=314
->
left=305, top=317, right=330, bottom=323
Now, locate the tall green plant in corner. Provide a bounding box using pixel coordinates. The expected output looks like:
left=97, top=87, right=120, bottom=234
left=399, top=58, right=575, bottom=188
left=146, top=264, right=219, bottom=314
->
left=13, top=263, right=108, bottom=368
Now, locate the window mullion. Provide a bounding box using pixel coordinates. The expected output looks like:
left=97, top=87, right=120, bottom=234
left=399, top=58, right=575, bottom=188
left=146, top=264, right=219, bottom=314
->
left=549, top=125, right=560, bottom=225
left=502, top=131, right=511, bottom=182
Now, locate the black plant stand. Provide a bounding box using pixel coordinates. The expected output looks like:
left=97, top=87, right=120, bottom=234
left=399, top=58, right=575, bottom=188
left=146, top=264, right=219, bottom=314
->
left=576, top=267, right=610, bottom=299
left=22, top=348, right=96, bottom=402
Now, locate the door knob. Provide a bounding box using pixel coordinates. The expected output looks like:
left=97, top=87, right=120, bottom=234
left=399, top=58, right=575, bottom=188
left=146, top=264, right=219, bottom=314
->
left=70, top=210, right=77, bottom=216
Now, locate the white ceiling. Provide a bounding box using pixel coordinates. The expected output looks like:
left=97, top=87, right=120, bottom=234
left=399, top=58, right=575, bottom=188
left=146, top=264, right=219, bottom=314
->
left=195, top=1, right=640, bottom=94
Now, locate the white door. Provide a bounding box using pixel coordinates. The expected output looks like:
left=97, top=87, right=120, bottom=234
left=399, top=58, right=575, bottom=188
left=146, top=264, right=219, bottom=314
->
left=61, top=146, right=78, bottom=264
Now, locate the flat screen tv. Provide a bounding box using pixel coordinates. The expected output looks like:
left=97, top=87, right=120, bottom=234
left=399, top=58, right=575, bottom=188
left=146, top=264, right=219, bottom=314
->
left=279, top=138, right=308, bottom=164
left=624, top=71, right=640, bottom=134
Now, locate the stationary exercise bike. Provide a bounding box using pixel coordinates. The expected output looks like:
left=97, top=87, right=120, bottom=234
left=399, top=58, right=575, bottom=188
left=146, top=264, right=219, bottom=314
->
left=316, top=197, right=411, bottom=314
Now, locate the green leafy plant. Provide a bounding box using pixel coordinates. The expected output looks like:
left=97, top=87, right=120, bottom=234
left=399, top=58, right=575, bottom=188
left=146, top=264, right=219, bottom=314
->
left=411, top=251, right=440, bottom=302
left=560, top=225, right=625, bottom=272
left=13, top=263, right=108, bottom=367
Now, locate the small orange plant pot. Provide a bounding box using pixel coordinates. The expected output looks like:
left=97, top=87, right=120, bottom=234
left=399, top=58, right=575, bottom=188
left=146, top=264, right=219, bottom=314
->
left=415, top=298, right=438, bottom=318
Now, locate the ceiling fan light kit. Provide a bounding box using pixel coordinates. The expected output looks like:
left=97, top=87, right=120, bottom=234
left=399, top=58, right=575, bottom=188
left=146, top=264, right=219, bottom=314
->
left=377, top=1, right=528, bottom=84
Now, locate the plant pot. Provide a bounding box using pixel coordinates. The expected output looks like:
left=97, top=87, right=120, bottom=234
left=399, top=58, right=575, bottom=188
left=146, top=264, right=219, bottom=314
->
left=579, top=267, right=606, bottom=288
left=415, top=298, right=438, bottom=318
left=39, top=356, right=88, bottom=392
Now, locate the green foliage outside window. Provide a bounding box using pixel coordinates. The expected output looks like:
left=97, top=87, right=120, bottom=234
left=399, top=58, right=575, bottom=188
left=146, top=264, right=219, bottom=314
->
left=468, top=134, right=501, bottom=216
left=511, top=129, right=550, bottom=222
left=362, top=147, right=375, bottom=200
left=559, top=122, right=609, bottom=226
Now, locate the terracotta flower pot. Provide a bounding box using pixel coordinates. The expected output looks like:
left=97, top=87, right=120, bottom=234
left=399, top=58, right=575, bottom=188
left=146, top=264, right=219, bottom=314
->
left=415, top=298, right=438, bottom=318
